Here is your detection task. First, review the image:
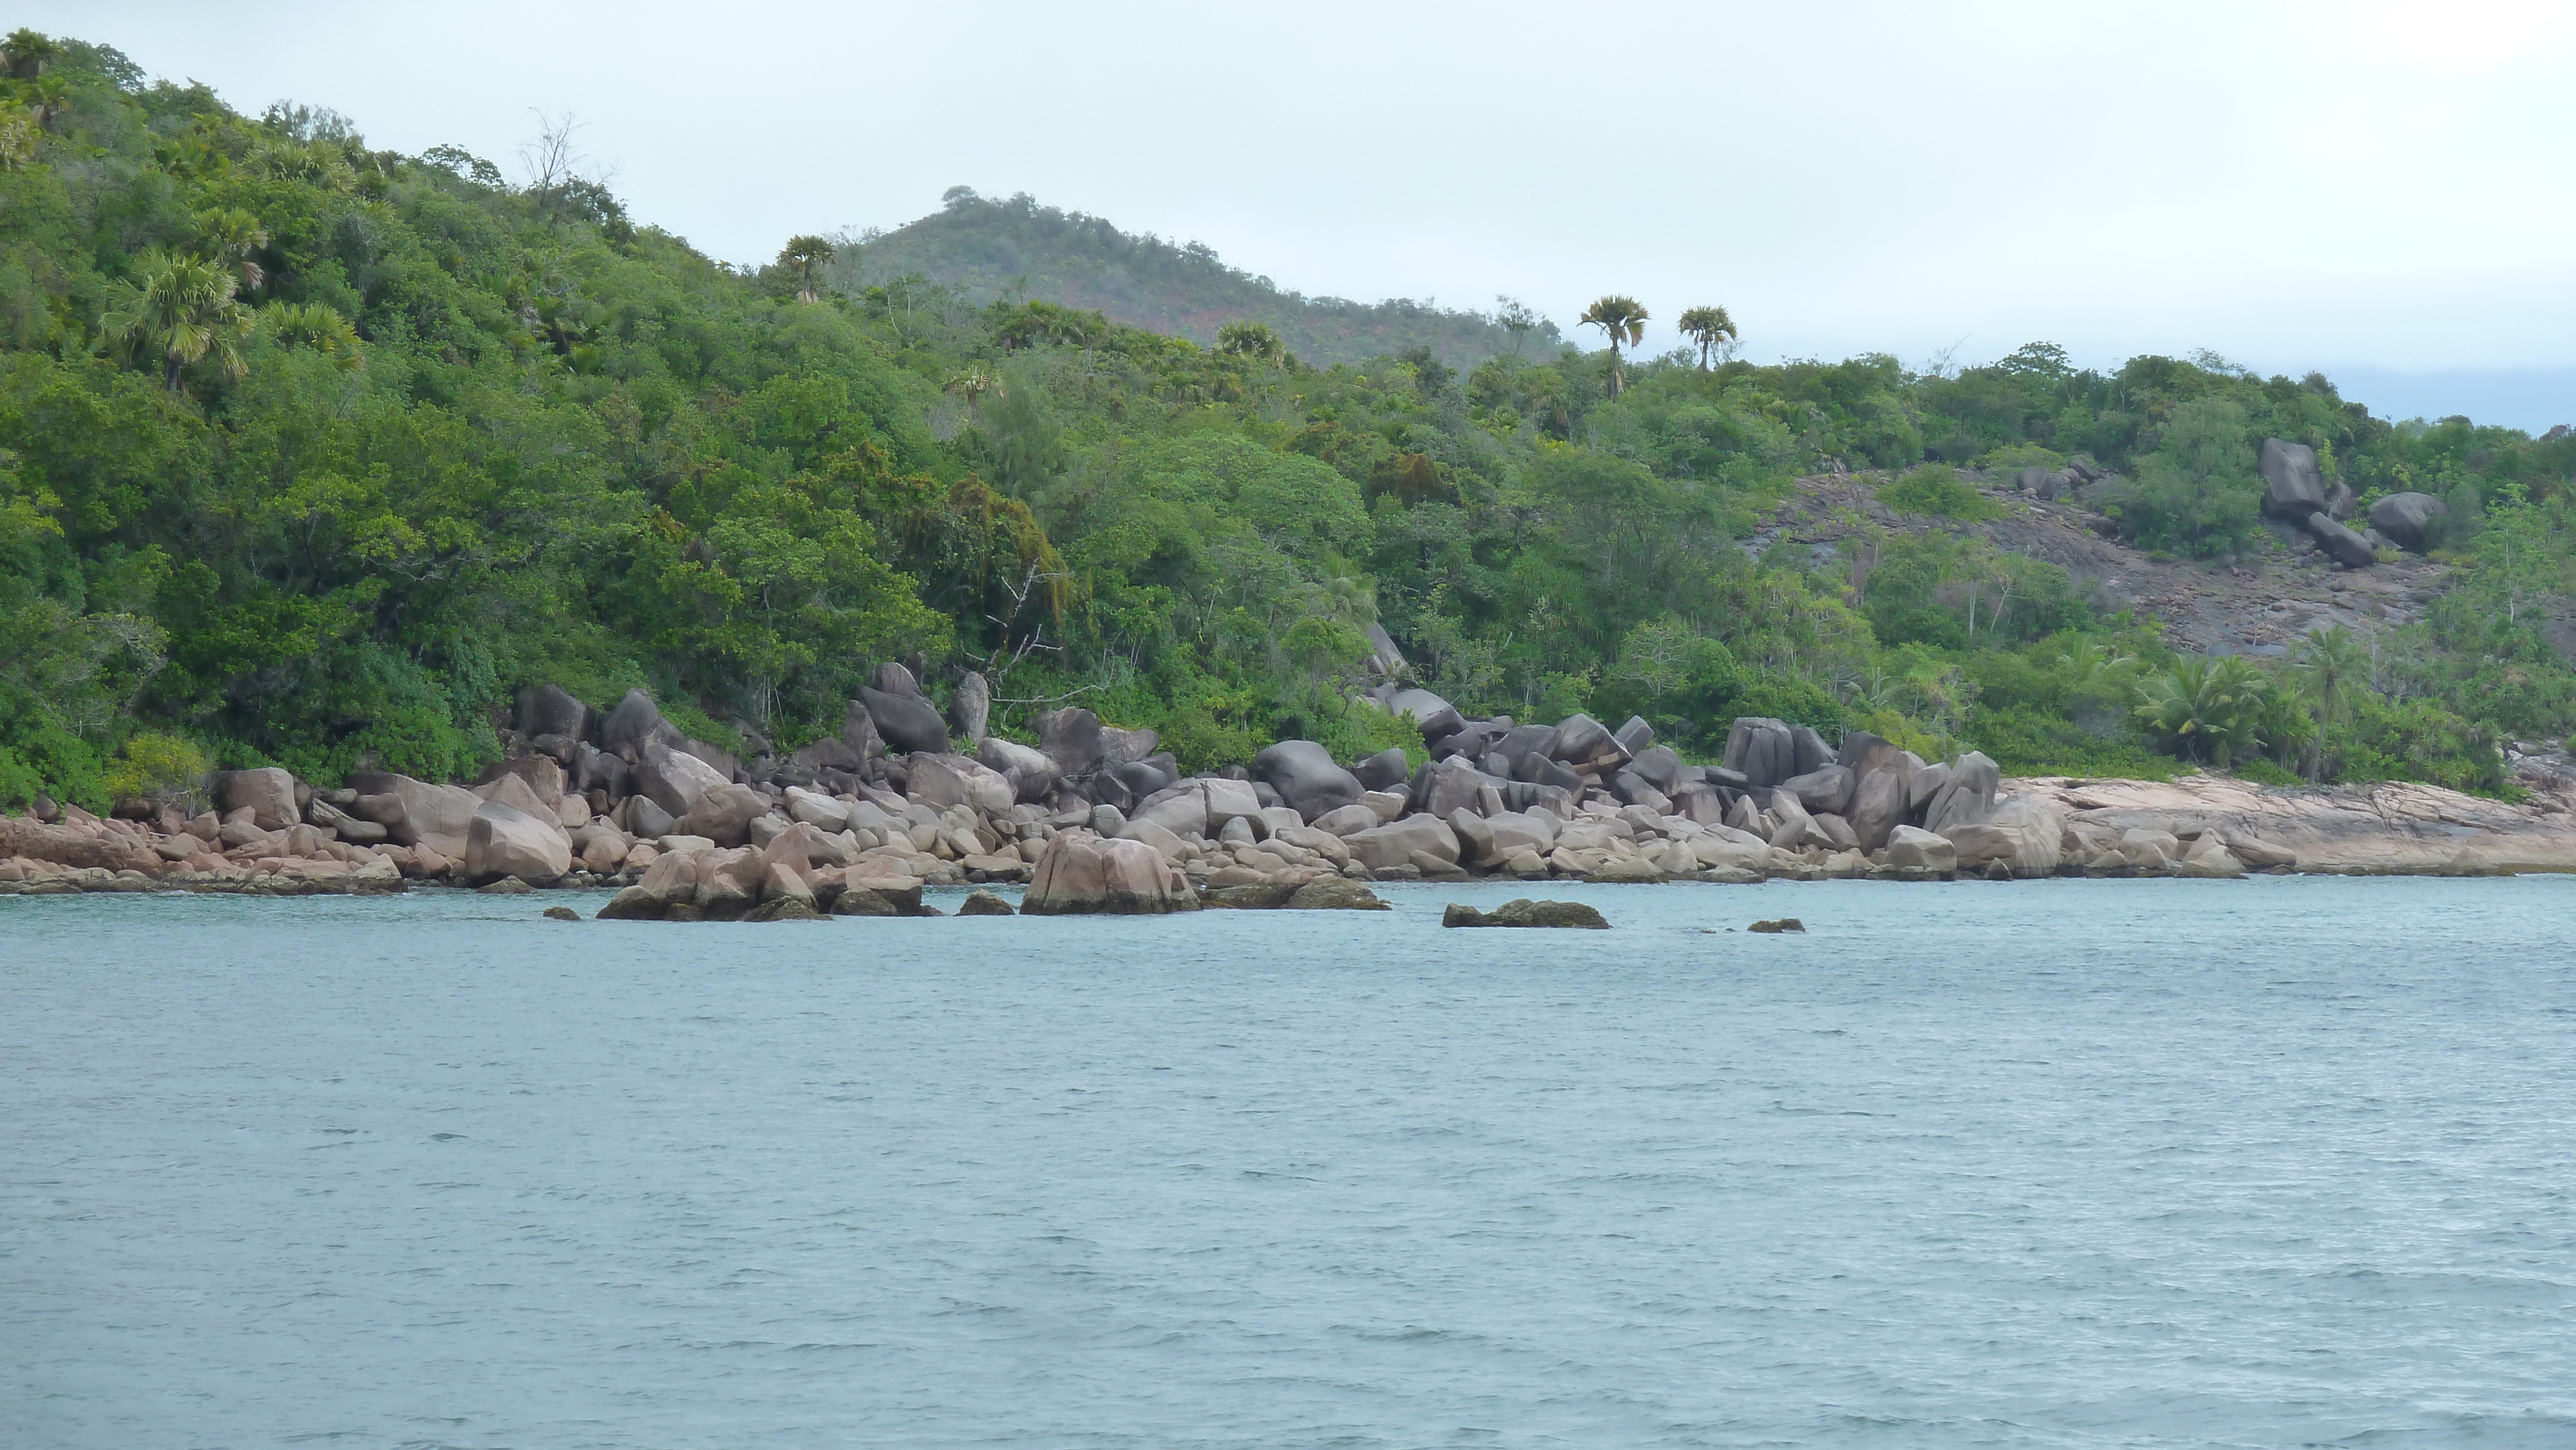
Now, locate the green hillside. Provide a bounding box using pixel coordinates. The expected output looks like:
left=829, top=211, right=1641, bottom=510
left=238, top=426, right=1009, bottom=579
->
left=1, top=28, right=2572, bottom=815
left=833, top=189, right=1557, bottom=371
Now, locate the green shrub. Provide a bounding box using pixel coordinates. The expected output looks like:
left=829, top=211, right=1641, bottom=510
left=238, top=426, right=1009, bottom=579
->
left=100, top=731, right=210, bottom=802
left=1879, top=464, right=2003, bottom=521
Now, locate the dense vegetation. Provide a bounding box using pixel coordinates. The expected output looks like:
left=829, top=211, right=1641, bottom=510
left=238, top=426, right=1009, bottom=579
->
left=833, top=189, right=1557, bottom=371
left=3, top=31, right=2571, bottom=814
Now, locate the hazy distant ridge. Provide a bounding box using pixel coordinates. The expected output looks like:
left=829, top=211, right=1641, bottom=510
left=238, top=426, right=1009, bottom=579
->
left=833, top=190, right=1557, bottom=369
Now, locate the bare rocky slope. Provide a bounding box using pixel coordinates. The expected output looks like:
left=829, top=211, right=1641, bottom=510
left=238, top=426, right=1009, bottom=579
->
left=1750, top=468, right=2455, bottom=656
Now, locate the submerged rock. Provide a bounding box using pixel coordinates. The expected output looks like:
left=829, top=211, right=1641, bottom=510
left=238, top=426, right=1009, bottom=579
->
left=1747, top=918, right=1804, bottom=934
left=957, top=889, right=1016, bottom=916
left=1441, top=898, right=1609, bottom=929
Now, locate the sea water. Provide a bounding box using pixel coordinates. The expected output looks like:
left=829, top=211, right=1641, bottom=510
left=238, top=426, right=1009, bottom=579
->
left=5, top=876, right=2574, bottom=1449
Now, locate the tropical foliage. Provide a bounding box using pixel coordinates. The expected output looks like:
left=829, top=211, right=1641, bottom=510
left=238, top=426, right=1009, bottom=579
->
left=0, top=30, right=2568, bottom=815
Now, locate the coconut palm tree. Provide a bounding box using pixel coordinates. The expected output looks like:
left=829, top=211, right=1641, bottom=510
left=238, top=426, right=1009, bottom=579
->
left=193, top=208, right=270, bottom=295
left=1578, top=294, right=1649, bottom=397
left=99, top=250, right=251, bottom=393
left=779, top=235, right=835, bottom=303
left=2291, top=625, right=2366, bottom=779
left=1676, top=305, right=1738, bottom=370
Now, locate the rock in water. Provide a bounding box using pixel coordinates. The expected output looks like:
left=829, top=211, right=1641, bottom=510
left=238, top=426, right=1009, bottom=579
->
left=542, top=905, right=580, bottom=921
left=1441, top=898, right=1610, bottom=929
left=1748, top=918, right=1804, bottom=934
left=477, top=878, right=533, bottom=895
left=1285, top=878, right=1391, bottom=910
left=1021, top=829, right=1198, bottom=915
left=956, top=889, right=1016, bottom=916
left=466, top=802, right=573, bottom=883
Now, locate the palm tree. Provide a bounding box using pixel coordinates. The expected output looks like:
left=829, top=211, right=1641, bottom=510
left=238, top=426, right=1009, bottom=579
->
left=2134, top=655, right=2271, bottom=767
left=1676, top=305, right=1738, bottom=370
left=779, top=235, right=835, bottom=303
left=194, top=208, right=270, bottom=294
left=2291, top=625, right=2365, bottom=780
left=100, top=250, right=251, bottom=393
left=3, top=28, right=62, bottom=82
left=1217, top=319, right=1284, bottom=364
left=1578, top=294, right=1649, bottom=397
left=260, top=301, right=365, bottom=370
left=945, top=364, right=1004, bottom=426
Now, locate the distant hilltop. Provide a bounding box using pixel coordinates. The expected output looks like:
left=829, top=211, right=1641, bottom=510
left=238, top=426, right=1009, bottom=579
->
left=829, top=189, right=1558, bottom=370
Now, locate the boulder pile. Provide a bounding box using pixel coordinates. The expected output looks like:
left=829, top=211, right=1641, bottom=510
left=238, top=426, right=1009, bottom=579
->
left=12, top=667, right=2565, bottom=903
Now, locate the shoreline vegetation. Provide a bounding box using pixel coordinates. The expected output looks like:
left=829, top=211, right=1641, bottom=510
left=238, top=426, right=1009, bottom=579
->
left=6, top=674, right=2573, bottom=911
left=4, top=31, right=2574, bottom=867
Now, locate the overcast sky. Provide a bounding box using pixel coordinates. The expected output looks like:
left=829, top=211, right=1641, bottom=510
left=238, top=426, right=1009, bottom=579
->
left=32, top=0, right=2576, bottom=429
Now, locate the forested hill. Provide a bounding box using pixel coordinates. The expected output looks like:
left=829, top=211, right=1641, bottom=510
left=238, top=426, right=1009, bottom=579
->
left=833, top=189, right=1555, bottom=370
left=3, top=28, right=2573, bottom=818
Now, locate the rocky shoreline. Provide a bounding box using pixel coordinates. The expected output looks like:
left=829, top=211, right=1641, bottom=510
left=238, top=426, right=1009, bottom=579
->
left=5, top=668, right=2572, bottom=910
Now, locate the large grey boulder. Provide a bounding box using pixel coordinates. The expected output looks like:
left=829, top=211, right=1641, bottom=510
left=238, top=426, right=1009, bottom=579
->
left=1627, top=745, right=1683, bottom=795
left=905, top=753, right=1014, bottom=814
left=1724, top=717, right=1797, bottom=788
left=1548, top=713, right=1627, bottom=774
left=1612, top=715, right=1656, bottom=757
left=571, top=742, right=630, bottom=800
left=1382, top=688, right=1455, bottom=730
left=2368, top=491, right=2447, bottom=552
left=1921, top=751, right=2000, bottom=834
left=635, top=740, right=729, bottom=818
left=861, top=684, right=948, bottom=755
left=840, top=699, right=884, bottom=759
left=1097, top=726, right=1160, bottom=771
left=1789, top=726, right=1833, bottom=777
left=1200, top=777, right=1265, bottom=834
left=1351, top=747, right=1412, bottom=793
left=1021, top=829, right=1198, bottom=914
left=1253, top=740, right=1364, bottom=822
left=466, top=800, right=573, bottom=883
left=216, top=767, right=299, bottom=831
left=2259, top=438, right=2329, bottom=519
left=1511, top=751, right=1586, bottom=794
left=977, top=735, right=1059, bottom=802
left=348, top=772, right=483, bottom=858
left=948, top=671, right=990, bottom=746
left=674, top=783, right=770, bottom=848
left=601, top=689, right=677, bottom=758
left=515, top=684, right=594, bottom=744
left=1780, top=764, right=1855, bottom=818
left=1884, top=824, right=1957, bottom=872
left=1343, top=813, right=1461, bottom=872
left=1130, top=786, right=1209, bottom=840
left=1846, top=766, right=1912, bottom=852
left=1418, top=756, right=1496, bottom=819
left=2306, top=511, right=2377, bottom=569
left=1037, top=708, right=1104, bottom=778
left=870, top=661, right=922, bottom=697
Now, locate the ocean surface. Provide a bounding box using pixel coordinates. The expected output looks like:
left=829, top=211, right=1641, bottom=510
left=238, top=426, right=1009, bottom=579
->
left=5, top=876, right=2574, bottom=1449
